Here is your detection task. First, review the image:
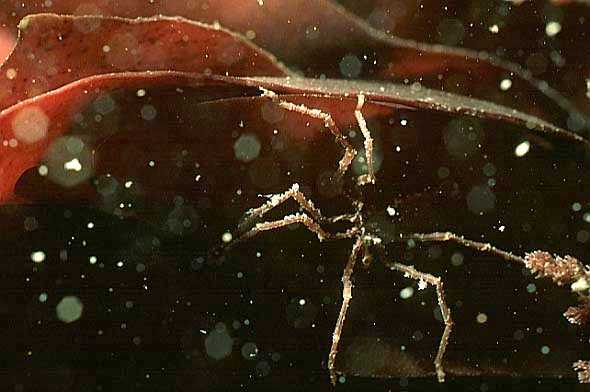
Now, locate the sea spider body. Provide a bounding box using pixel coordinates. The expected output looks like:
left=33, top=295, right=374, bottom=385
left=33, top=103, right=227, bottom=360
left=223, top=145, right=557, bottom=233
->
left=216, top=87, right=585, bottom=384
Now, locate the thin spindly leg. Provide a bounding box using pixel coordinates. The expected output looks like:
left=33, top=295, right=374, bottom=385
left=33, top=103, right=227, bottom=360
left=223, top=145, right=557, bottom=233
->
left=354, top=94, right=376, bottom=185
left=328, top=236, right=364, bottom=385
left=239, top=183, right=325, bottom=230
left=239, top=183, right=358, bottom=232
left=397, top=232, right=526, bottom=265
left=385, top=262, right=454, bottom=383
left=220, top=211, right=357, bottom=255
left=242, top=212, right=357, bottom=243
left=260, top=87, right=357, bottom=181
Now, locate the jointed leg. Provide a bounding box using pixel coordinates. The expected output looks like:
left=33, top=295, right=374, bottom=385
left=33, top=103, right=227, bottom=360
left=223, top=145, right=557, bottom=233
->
left=385, top=262, right=454, bottom=383
left=328, top=236, right=364, bottom=385
left=260, top=88, right=357, bottom=181
left=240, top=183, right=325, bottom=230
left=354, top=94, right=375, bottom=185
left=397, top=232, right=526, bottom=265
left=243, top=212, right=357, bottom=243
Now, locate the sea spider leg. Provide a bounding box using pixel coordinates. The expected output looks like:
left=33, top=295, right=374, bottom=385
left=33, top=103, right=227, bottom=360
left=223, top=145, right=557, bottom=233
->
left=384, top=261, right=454, bottom=383
left=239, top=183, right=325, bottom=231
left=240, top=212, right=357, bottom=243
left=354, top=94, right=376, bottom=185
left=259, top=87, right=357, bottom=181
left=328, top=236, right=364, bottom=385
left=397, top=232, right=526, bottom=265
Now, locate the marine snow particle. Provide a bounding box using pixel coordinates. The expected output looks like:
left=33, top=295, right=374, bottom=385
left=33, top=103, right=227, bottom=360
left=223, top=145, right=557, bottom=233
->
left=56, top=296, right=83, bottom=323
left=205, top=323, right=233, bottom=360
left=233, top=134, right=261, bottom=163
left=12, top=106, right=49, bottom=144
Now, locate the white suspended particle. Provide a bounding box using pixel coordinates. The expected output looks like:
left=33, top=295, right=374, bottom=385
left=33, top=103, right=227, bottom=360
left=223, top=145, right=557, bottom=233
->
left=136, top=89, right=146, bottom=97
left=222, top=232, right=233, bottom=243
left=499, top=79, right=512, bottom=91
left=489, top=24, right=499, bottom=34
left=400, top=119, right=408, bottom=126
left=498, top=225, right=505, bottom=232
left=400, top=286, right=414, bottom=299
left=56, top=296, right=83, bottom=323
left=124, top=180, right=133, bottom=188
left=30, top=250, right=46, bottom=263
left=89, top=256, right=98, bottom=264
left=545, top=21, right=561, bottom=37
left=476, top=313, right=488, bottom=324
left=39, top=292, right=48, bottom=303
left=299, top=298, right=306, bottom=306
left=64, top=158, right=82, bottom=172
left=514, top=141, right=530, bottom=157
left=386, top=206, right=397, bottom=217
left=6, top=68, right=17, bottom=80
left=87, top=222, right=94, bottom=229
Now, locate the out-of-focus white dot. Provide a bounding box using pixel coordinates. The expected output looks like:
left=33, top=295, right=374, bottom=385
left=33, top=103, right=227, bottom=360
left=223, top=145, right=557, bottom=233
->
left=241, top=342, right=258, bottom=360
left=476, top=313, right=488, bottom=324
left=400, top=286, right=414, bottom=299
left=299, top=298, right=306, bottom=306
left=339, top=54, right=362, bottom=78
left=56, top=296, right=83, bottom=323
left=205, top=322, right=233, bottom=360
left=6, top=68, right=17, bottom=80
left=515, top=141, right=530, bottom=157
left=39, top=292, right=48, bottom=302
left=30, top=251, right=46, bottom=263
left=12, top=106, right=49, bottom=144
left=141, top=105, right=157, bottom=121
left=500, top=79, right=512, bottom=91
left=222, top=232, right=233, bottom=243
left=102, top=45, right=111, bottom=53
left=545, top=21, right=561, bottom=37
left=489, top=24, right=499, bottom=33
left=89, top=256, right=97, bottom=264
left=37, top=165, right=48, bottom=177
left=541, top=345, right=551, bottom=354
left=136, top=89, right=146, bottom=97
left=234, top=134, right=261, bottom=163
left=87, top=222, right=94, bottom=229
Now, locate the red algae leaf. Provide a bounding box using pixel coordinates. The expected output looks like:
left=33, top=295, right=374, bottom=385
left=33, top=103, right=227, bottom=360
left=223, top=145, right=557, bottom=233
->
left=0, top=14, right=289, bottom=110
left=1, top=71, right=586, bottom=205
left=0, top=0, right=583, bottom=127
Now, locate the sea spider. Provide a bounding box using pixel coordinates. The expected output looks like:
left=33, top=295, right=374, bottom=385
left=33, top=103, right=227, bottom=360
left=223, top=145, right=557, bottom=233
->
left=216, top=87, right=583, bottom=384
